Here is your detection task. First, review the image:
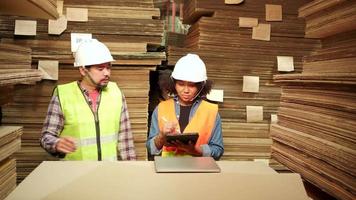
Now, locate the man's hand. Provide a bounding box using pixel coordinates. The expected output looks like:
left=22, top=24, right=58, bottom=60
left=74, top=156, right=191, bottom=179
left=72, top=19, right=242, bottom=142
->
left=55, top=136, right=76, bottom=154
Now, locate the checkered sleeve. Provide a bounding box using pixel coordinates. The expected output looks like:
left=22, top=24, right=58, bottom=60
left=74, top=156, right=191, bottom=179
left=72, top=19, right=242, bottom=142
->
left=39, top=94, right=65, bottom=157
left=118, top=94, right=137, bottom=160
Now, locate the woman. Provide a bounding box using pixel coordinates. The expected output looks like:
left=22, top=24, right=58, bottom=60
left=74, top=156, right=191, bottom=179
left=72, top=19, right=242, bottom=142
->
left=146, top=53, right=224, bottom=160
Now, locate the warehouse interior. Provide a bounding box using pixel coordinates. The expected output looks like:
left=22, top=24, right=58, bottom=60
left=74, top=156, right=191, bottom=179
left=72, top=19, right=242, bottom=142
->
left=0, top=0, right=355, bottom=199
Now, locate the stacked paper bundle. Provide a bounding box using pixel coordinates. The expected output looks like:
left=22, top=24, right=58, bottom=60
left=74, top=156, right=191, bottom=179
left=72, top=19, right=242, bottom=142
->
left=0, top=126, right=22, bottom=199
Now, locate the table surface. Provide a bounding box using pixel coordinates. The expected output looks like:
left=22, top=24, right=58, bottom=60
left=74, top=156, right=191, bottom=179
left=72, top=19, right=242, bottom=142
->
left=6, top=161, right=309, bottom=200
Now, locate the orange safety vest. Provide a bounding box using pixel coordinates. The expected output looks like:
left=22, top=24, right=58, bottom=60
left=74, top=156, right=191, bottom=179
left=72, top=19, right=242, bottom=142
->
left=158, top=99, right=218, bottom=157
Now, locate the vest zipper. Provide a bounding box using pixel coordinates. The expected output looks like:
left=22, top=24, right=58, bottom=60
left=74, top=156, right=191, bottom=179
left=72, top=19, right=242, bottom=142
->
left=95, top=91, right=102, bottom=161
left=78, top=83, right=102, bottom=161
left=95, top=118, right=101, bottom=161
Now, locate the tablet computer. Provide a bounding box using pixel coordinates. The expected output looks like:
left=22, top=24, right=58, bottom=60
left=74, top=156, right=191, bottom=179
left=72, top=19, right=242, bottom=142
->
left=165, top=133, right=199, bottom=146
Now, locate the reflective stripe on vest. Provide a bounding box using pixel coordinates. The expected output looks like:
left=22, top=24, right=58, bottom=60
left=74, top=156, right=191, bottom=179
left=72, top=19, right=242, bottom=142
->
left=76, top=133, right=118, bottom=147
left=57, top=81, right=122, bottom=161
left=157, top=99, right=218, bottom=157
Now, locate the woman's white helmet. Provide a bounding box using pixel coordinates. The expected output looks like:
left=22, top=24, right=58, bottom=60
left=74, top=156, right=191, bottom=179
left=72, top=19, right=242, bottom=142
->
left=171, top=53, right=207, bottom=83
left=74, top=39, right=114, bottom=67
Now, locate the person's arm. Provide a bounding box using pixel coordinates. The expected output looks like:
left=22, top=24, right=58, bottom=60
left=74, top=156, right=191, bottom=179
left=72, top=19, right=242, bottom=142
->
left=39, top=94, right=66, bottom=158
left=146, top=107, right=164, bottom=155
left=118, top=94, right=137, bottom=160
left=200, top=113, right=224, bottom=160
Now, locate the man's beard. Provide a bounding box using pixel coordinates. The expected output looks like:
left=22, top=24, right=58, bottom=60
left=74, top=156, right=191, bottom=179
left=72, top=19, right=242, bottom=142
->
left=96, top=82, right=108, bottom=90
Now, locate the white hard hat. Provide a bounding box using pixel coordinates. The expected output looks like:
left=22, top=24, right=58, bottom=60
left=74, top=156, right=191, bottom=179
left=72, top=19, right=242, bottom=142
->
left=74, top=39, right=114, bottom=67
left=171, top=53, right=207, bottom=82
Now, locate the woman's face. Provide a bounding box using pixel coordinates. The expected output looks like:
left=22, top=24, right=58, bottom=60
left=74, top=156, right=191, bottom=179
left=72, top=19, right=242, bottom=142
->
left=175, top=80, right=198, bottom=106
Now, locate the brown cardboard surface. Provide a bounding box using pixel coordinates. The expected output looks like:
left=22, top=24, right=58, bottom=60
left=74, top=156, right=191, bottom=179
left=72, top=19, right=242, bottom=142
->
left=6, top=161, right=104, bottom=200
left=6, top=161, right=308, bottom=200
left=252, top=23, right=271, bottom=41
left=266, top=4, right=282, bottom=21
left=218, top=161, right=276, bottom=174
left=253, top=159, right=270, bottom=166
left=0, top=0, right=59, bottom=20
left=45, top=167, right=307, bottom=200
left=239, top=17, right=258, bottom=28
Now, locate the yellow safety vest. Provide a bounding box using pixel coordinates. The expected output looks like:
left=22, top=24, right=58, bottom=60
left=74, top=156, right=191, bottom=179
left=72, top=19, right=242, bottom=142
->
left=57, top=81, right=122, bottom=161
left=158, top=99, right=218, bottom=157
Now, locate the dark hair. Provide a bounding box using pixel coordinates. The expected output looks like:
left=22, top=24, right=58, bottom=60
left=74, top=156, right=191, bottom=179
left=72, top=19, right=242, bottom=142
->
left=158, top=70, right=213, bottom=100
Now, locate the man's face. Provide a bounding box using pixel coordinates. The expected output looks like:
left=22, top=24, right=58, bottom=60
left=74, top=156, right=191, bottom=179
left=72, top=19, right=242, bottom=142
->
left=83, top=62, right=111, bottom=88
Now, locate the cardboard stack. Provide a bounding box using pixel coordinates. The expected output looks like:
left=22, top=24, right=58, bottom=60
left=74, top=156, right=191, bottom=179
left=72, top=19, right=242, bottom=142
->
left=166, top=0, right=319, bottom=165
left=0, top=87, right=14, bottom=106
left=0, top=126, right=22, bottom=199
left=299, top=0, right=356, bottom=38
left=0, top=0, right=58, bottom=20
left=0, top=43, right=42, bottom=99
left=270, top=1, right=356, bottom=199
left=1, top=0, right=164, bottom=183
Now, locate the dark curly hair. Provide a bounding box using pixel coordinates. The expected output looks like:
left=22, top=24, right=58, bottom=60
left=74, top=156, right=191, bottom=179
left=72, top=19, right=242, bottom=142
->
left=158, top=69, right=213, bottom=100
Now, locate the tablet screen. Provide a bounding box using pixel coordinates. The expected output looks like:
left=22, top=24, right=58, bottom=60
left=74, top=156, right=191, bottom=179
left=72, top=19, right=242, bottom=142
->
left=165, top=133, right=199, bottom=146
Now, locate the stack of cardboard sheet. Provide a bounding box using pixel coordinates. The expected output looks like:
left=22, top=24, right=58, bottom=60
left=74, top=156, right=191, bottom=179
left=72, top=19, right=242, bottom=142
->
left=299, top=0, right=356, bottom=38
left=223, top=122, right=271, bottom=160
left=166, top=32, right=186, bottom=48
left=0, top=86, right=14, bottom=106
left=0, top=44, right=31, bottom=69
left=270, top=82, right=356, bottom=200
left=2, top=83, right=60, bottom=182
left=0, top=126, right=22, bottom=199
left=0, top=69, right=43, bottom=87
left=0, top=44, right=42, bottom=87
left=0, top=158, right=16, bottom=200
left=302, top=30, right=356, bottom=74
left=0, top=0, right=58, bottom=20
left=0, top=17, right=164, bottom=65
left=0, top=0, right=164, bottom=183
left=165, top=0, right=319, bottom=166
left=270, top=2, right=356, bottom=199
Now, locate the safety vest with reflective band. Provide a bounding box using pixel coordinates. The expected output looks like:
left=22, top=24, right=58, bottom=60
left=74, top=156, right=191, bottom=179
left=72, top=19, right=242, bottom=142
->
left=57, top=81, right=122, bottom=161
left=158, top=99, right=218, bottom=157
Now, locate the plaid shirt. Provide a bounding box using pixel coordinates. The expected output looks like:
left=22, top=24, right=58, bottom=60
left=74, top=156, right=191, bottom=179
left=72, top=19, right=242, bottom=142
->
left=40, top=82, right=136, bottom=160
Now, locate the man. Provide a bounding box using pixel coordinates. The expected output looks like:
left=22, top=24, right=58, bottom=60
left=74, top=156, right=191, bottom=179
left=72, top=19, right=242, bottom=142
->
left=40, top=39, right=136, bottom=161
left=146, top=53, right=224, bottom=160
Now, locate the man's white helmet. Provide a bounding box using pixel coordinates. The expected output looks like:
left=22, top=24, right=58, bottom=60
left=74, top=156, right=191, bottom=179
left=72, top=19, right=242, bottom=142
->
left=171, top=53, right=207, bottom=83
left=74, top=39, right=114, bottom=67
